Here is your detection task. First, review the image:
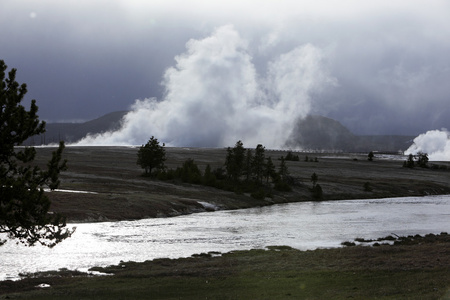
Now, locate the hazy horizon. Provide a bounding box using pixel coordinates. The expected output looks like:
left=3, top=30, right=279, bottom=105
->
left=1, top=1, right=449, bottom=158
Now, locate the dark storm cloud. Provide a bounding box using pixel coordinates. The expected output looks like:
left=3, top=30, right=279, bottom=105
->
left=1, top=0, right=449, bottom=143
left=0, top=0, right=197, bottom=121
left=321, top=24, right=450, bottom=135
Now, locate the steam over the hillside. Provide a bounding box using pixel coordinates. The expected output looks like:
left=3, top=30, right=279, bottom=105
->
left=75, top=25, right=336, bottom=148
left=405, top=129, right=450, bottom=161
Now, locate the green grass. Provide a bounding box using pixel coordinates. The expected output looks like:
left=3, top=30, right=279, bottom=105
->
left=3, top=235, right=450, bottom=299
left=7, top=270, right=449, bottom=299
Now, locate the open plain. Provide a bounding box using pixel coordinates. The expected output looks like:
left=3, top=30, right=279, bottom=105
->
left=32, top=146, right=450, bottom=222
left=2, top=146, right=449, bottom=299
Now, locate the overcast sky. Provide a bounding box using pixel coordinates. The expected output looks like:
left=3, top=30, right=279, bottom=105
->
left=1, top=0, right=450, bottom=137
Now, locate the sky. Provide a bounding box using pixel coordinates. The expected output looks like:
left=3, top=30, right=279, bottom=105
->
left=1, top=1, right=450, bottom=152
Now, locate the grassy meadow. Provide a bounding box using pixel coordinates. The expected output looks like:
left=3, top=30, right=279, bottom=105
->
left=2, top=234, right=450, bottom=299
left=33, top=146, right=450, bottom=222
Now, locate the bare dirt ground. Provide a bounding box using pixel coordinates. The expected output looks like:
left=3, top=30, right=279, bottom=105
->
left=33, top=146, right=450, bottom=223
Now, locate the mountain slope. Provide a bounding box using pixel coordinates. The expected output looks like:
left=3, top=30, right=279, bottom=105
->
left=286, top=115, right=415, bottom=152
left=286, top=115, right=357, bottom=151
left=26, top=111, right=128, bottom=145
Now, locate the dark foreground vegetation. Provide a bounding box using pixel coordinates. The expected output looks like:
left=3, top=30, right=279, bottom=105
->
left=1, top=60, right=72, bottom=247
left=1, top=233, right=449, bottom=299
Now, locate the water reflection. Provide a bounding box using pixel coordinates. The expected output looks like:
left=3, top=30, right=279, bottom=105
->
left=1, top=195, right=449, bottom=281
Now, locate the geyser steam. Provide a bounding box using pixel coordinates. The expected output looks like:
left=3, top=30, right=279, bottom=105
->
left=405, top=129, right=450, bottom=161
left=75, top=25, right=336, bottom=147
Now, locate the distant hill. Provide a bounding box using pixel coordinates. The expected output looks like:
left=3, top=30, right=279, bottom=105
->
left=25, top=111, right=128, bottom=145
left=353, top=135, right=415, bottom=153
left=25, top=111, right=415, bottom=152
left=286, top=115, right=414, bottom=152
left=286, top=115, right=356, bottom=151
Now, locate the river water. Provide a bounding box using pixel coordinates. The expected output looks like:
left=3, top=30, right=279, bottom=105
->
left=1, top=195, right=449, bottom=281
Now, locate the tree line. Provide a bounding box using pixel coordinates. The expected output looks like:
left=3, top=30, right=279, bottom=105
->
left=137, top=138, right=298, bottom=199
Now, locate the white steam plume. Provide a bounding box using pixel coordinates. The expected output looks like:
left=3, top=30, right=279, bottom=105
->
left=75, top=25, right=336, bottom=148
left=405, top=129, right=450, bottom=161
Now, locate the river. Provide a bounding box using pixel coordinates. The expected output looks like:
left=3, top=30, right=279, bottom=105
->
left=1, top=195, right=449, bottom=281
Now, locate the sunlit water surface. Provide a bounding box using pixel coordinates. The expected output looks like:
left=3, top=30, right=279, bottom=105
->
left=1, top=195, right=449, bottom=281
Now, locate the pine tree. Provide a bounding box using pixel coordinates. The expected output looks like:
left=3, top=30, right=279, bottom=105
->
left=264, top=157, right=276, bottom=183
left=404, top=154, right=415, bottom=168
left=203, top=164, right=216, bottom=186
left=243, top=148, right=253, bottom=182
left=252, top=144, right=265, bottom=184
left=278, top=156, right=289, bottom=182
left=417, top=152, right=429, bottom=168
left=224, top=140, right=245, bottom=181
left=311, top=172, right=318, bottom=188
left=137, top=136, right=166, bottom=176
left=0, top=60, right=72, bottom=247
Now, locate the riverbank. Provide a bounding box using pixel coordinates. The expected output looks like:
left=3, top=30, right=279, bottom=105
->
left=33, top=146, right=450, bottom=223
left=3, top=147, right=450, bottom=298
left=1, top=233, right=449, bottom=299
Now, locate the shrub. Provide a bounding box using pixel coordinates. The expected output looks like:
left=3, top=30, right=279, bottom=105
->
left=213, top=167, right=227, bottom=180
left=175, top=159, right=202, bottom=184
left=285, top=151, right=299, bottom=161
left=363, top=182, right=373, bottom=192
left=203, top=164, right=216, bottom=187
left=251, top=189, right=267, bottom=200
left=341, top=241, right=356, bottom=247
left=156, top=170, right=168, bottom=180
left=274, top=181, right=292, bottom=192
left=311, top=184, right=323, bottom=200
left=404, top=154, right=415, bottom=168
left=311, top=172, right=318, bottom=187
